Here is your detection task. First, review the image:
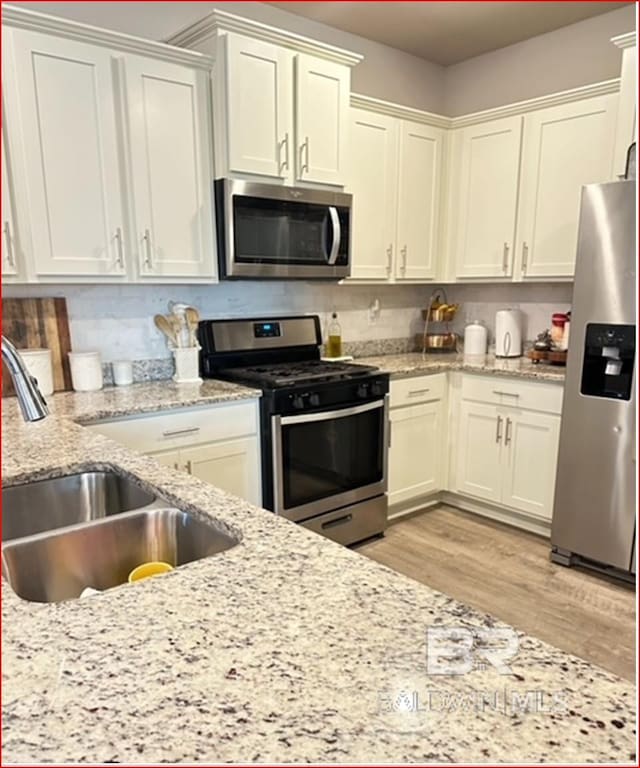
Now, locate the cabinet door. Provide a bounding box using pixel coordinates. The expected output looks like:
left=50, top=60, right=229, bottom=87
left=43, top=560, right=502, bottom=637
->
left=148, top=448, right=182, bottom=471
left=395, top=120, right=443, bottom=281
left=181, top=438, right=262, bottom=506
left=125, top=55, right=215, bottom=279
left=224, top=34, right=292, bottom=179
left=348, top=109, right=398, bottom=280
left=612, top=43, right=636, bottom=179
left=501, top=410, right=560, bottom=520
left=1, top=118, right=18, bottom=277
left=454, top=116, right=522, bottom=278
left=7, top=29, right=127, bottom=277
left=517, top=95, right=617, bottom=278
left=455, top=401, right=503, bottom=503
left=389, top=400, right=442, bottom=506
left=295, top=54, right=349, bottom=185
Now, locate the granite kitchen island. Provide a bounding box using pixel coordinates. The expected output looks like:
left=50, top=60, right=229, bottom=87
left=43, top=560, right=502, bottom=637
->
left=1, top=383, right=634, bottom=764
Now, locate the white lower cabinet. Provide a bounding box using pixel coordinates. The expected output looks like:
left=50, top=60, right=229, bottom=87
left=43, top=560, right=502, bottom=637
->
left=388, top=373, right=446, bottom=512
left=87, top=401, right=262, bottom=506
left=453, top=375, right=562, bottom=522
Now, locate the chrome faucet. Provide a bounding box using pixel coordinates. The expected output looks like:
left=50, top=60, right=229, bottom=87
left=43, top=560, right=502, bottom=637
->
left=1, top=336, right=49, bottom=422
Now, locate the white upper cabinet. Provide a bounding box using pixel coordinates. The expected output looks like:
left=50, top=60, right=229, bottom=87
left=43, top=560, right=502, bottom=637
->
left=348, top=109, right=398, bottom=280
left=295, top=54, right=349, bottom=185
left=516, top=95, right=618, bottom=279
left=1, top=117, right=19, bottom=277
left=124, top=55, right=215, bottom=279
left=395, top=120, right=443, bottom=281
left=453, top=116, right=522, bottom=279
left=6, top=29, right=128, bottom=278
left=611, top=33, right=636, bottom=179
left=223, top=34, right=292, bottom=178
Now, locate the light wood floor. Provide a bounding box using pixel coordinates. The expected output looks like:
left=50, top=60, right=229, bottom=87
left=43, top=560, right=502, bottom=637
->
left=356, top=505, right=636, bottom=682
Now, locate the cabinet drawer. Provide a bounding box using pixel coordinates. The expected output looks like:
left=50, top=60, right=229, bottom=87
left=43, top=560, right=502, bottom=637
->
left=461, top=374, right=563, bottom=414
left=390, top=373, right=446, bottom=408
left=87, top=401, right=259, bottom=453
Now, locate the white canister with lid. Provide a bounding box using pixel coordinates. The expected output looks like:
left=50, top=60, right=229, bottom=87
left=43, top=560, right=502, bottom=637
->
left=19, top=348, right=54, bottom=396
left=68, top=351, right=103, bottom=392
left=464, top=321, right=488, bottom=356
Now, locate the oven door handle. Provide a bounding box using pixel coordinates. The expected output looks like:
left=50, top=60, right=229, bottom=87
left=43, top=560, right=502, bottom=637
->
left=326, top=206, right=340, bottom=266
left=280, top=398, right=384, bottom=426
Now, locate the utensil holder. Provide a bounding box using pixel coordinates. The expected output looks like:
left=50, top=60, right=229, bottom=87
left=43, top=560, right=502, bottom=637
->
left=173, top=347, right=201, bottom=384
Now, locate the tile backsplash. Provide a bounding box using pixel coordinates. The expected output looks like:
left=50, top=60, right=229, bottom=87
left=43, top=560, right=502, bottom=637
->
left=3, top=281, right=572, bottom=363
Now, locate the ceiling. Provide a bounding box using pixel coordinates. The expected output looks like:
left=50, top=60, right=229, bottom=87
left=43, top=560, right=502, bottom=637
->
left=265, top=1, right=633, bottom=65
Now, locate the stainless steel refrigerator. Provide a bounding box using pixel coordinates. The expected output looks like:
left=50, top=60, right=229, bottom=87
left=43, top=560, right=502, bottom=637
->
left=551, top=179, right=636, bottom=580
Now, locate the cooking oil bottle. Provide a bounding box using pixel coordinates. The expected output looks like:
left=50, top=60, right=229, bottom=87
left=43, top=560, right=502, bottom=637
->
left=326, top=312, right=343, bottom=358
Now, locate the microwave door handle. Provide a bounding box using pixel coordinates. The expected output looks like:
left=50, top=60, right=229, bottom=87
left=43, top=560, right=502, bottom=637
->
left=327, top=206, right=340, bottom=265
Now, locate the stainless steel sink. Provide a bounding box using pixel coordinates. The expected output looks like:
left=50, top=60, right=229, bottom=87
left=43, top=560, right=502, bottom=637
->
left=2, top=471, right=158, bottom=542
left=2, top=508, right=238, bottom=603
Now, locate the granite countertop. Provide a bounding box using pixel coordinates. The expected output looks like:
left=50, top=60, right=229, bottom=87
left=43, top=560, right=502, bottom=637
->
left=2, top=379, right=635, bottom=763
left=357, top=352, right=566, bottom=383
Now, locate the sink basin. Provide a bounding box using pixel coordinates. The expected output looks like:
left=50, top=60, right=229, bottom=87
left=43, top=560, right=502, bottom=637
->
left=2, top=471, right=158, bottom=542
left=2, top=508, right=238, bottom=603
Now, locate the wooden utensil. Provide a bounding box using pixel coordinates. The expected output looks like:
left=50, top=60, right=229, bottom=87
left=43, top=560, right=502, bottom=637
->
left=185, top=307, right=200, bottom=347
left=154, top=314, right=178, bottom=347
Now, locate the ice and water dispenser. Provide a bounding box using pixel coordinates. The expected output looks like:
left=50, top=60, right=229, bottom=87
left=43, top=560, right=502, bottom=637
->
left=580, top=323, right=635, bottom=401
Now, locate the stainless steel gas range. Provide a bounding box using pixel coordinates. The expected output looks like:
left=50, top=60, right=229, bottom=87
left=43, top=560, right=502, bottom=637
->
left=198, top=315, right=389, bottom=545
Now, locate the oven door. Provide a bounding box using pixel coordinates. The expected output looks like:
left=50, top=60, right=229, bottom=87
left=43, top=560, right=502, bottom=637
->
left=271, top=397, right=389, bottom=522
left=217, top=179, right=351, bottom=279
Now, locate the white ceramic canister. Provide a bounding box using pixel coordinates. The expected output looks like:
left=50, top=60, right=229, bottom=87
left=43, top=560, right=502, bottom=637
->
left=112, top=360, right=134, bottom=386
left=68, top=351, right=103, bottom=392
left=464, top=321, right=488, bottom=356
left=19, top=348, right=54, bottom=396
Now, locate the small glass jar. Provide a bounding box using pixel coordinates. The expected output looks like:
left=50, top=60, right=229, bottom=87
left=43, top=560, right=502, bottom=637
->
left=551, top=313, right=568, bottom=347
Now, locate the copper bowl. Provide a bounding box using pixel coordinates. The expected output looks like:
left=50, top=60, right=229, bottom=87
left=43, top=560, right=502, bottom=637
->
left=415, top=333, right=458, bottom=352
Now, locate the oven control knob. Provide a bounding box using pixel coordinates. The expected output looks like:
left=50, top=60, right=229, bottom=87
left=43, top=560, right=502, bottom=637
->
left=309, top=393, right=321, bottom=407
left=371, top=381, right=384, bottom=397
left=292, top=395, right=305, bottom=410
left=357, top=383, right=369, bottom=399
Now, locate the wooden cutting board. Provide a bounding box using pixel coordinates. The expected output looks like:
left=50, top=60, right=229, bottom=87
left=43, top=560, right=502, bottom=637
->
left=2, top=297, right=72, bottom=397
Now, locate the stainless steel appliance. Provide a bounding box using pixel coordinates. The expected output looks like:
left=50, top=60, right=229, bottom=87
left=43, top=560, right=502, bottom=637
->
left=198, top=316, right=389, bottom=545
left=215, top=179, right=352, bottom=280
left=551, top=179, right=636, bottom=580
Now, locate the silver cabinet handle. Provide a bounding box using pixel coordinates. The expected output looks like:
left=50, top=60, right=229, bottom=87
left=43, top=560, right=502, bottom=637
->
left=299, top=136, right=309, bottom=174
left=173, top=462, right=179, bottom=471
left=502, top=242, right=509, bottom=274
left=142, top=228, right=153, bottom=270
left=114, top=227, right=125, bottom=268
left=3, top=220, right=15, bottom=267
left=401, top=245, right=408, bottom=273
left=496, top=415, right=503, bottom=444
left=185, top=460, right=193, bottom=474
left=492, top=390, right=519, bottom=398
left=386, top=244, right=393, bottom=275
left=162, top=426, right=201, bottom=438
left=505, top=417, right=512, bottom=446
left=408, top=388, right=430, bottom=397
left=522, top=242, right=529, bottom=274
left=278, top=132, right=289, bottom=175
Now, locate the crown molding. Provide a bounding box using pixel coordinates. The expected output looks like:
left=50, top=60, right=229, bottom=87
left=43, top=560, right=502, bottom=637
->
left=450, top=79, right=621, bottom=129
left=611, top=32, right=636, bottom=50
left=1, top=4, right=214, bottom=69
left=166, top=9, right=363, bottom=67
left=350, top=93, right=451, bottom=129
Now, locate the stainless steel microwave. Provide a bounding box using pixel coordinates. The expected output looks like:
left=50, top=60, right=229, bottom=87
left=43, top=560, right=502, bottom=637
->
left=215, top=179, right=352, bottom=279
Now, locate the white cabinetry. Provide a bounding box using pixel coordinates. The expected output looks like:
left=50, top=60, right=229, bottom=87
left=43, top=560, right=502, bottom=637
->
left=1, top=7, right=216, bottom=284
left=453, top=375, right=562, bottom=522
left=516, top=95, right=617, bottom=278
left=453, top=116, right=522, bottom=279
left=348, top=103, right=444, bottom=283
left=388, top=374, right=446, bottom=512
left=125, top=55, right=215, bottom=279
left=1, top=114, right=19, bottom=277
left=611, top=33, right=636, bottom=179
left=87, top=400, right=262, bottom=506
left=449, top=91, right=618, bottom=281
left=191, top=17, right=361, bottom=187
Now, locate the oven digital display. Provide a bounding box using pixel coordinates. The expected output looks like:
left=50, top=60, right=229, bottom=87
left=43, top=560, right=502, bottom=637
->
left=254, top=322, right=281, bottom=338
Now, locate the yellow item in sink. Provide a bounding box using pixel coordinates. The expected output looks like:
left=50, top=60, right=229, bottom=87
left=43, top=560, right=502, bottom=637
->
left=128, top=561, right=174, bottom=583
